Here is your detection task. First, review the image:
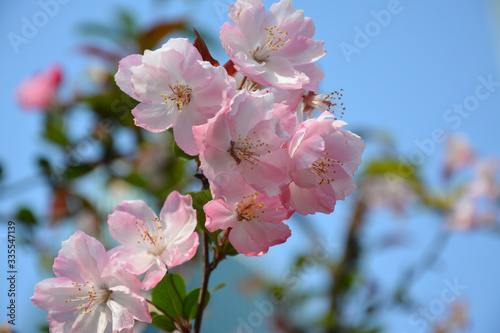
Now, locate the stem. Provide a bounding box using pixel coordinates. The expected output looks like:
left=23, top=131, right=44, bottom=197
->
left=325, top=199, right=366, bottom=332
left=193, top=232, right=211, bottom=333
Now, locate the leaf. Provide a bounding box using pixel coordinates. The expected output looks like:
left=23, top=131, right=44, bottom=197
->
left=193, top=28, right=219, bottom=66
left=183, top=288, right=211, bottom=321
left=43, top=112, right=67, bottom=146
left=15, top=207, right=37, bottom=225
left=188, top=190, right=212, bottom=211
left=173, top=139, right=196, bottom=160
left=151, top=273, right=187, bottom=320
left=137, top=20, right=187, bottom=52
left=210, top=283, right=226, bottom=293
left=65, top=164, right=94, bottom=180
left=187, top=190, right=212, bottom=233
left=222, top=240, right=239, bottom=256
left=151, top=312, right=177, bottom=332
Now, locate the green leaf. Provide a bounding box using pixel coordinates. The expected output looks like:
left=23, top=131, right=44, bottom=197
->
left=123, top=172, right=148, bottom=188
left=151, top=312, right=177, bottom=332
left=65, top=164, right=94, bottom=180
left=15, top=207, right=37, bottom=225
left=183, top=288, right=211, bottom=321
left=222, top=240, right=239, bottom=257
left=173, top=139, right=196, bottom=160
left=151, top=273, right=186, bottom=320
left=188, top=190, right=212, bottom=210
left=210, top=283, right=226, bottom=293
left=187, top=190, right=213, bottom=233
left=43, top=112, right=67, bottom=146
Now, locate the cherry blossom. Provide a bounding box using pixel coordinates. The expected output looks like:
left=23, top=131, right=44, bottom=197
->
left=193, top=90, right=293, bottom=198
left=115, top=38, right=236, bottom=155
left=220, top=0, right=326, bottom=89
left=16, top=64, right=62, bottom=110
left=443, top=134, right=475, bottom=179
left=447, top=159, right=500, bottom=230
left=282, top=112, right=365, bottom=215
left=205, top=183, right=293, bottom=256
left=108, top=191, right=199, bottom=290
left=31, top=231, right=151, bottom=333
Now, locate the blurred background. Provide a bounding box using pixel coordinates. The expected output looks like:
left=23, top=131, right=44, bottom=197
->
left=1, top=0, right=500, bottom=332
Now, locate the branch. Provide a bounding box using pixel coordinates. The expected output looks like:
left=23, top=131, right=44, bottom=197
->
left=193, top=232, right=211, bottom=333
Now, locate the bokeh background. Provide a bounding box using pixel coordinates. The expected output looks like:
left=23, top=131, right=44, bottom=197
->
left=1, top=0, right=500, bottom=332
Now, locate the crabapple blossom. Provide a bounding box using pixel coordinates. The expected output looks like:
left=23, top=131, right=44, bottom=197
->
left=31, top=231, right=151, bottom=333
left=447, top=159, right=500, bottom=230
left=16, top=64, right=62, bottom=110
left=282, top=112, right=365, bottom=215
left=205, top=183, right=293, bottom=256
left=193, top=90, right=293, bottom=198
left=443, top=134, right=475, bottom=179
left=359, top=175, right=416, bottom=215
left=220, top=0, right=326, bottom=89
left=108, top=191, right=199, bottom=290
left=115, top=38, right=236, bottom=155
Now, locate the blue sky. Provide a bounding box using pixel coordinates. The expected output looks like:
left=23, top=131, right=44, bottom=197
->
left=1, top=0, right=500, bottom=332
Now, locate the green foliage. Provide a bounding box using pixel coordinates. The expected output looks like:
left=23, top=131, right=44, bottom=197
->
left=151, top=312, right=177, bottom=332
left=15, top=207, right=37, bottom=225
left=183, top=288, right=211, bottom=321
left=43, top=111, right=67, bottom=146
left=150, top=274, right=211, bottom=332
left=151, top=273, right=187, bottom=321
left=187, top=189, right=212, bottom=233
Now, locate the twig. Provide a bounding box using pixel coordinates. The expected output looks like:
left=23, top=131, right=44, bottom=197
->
left=193, top=232, right=211, bottom=333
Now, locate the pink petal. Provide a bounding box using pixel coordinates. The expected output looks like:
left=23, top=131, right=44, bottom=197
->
left=204, top=199, right=238, bottom=231
left=32, top=277, right=89, bottom=312
left=141, top=260, right=167, bottom=290
left=132, top=102, right=177, bottom=132
left=115, top=54, right=143, bottom=99
left=108, top=200, right=160, bottom=250
left=53, top=231, right=108, bottom=282
left=159, top=191, right=197, bottom=247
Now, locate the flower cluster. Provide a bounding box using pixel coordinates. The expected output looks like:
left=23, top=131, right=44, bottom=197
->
left=32, top=0, right=364, bottom=331
left=115, top=0, right=364, bottom=256
left=32, top=192, right=199, bottom=332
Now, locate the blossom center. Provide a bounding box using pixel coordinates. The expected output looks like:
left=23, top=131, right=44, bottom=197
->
left=252, top=26, right=290, bottom=63
left=227, top=133, right=270, bottom=169
left=235, top=192, right=264, bottom=221
left=161, top=83, right=192, bottom=112
left=65, top=279, right=112, bottom=316
left=312, top=152, right=343, bottom=185
left=303, top=90, right=345, bottom=119
left=135, top=217, right=165, bottom=255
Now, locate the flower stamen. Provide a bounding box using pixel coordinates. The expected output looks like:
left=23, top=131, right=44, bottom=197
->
left=161, top=82, right=192, bottom=112
left=235, top=192, right=265, bottom=221
left=252, top=26, right=290, bottom=63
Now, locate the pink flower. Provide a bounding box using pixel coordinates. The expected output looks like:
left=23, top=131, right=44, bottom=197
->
left=31, top=231, right=151, bottom=333
left=16, top=64, right=62, bottom=110
left=359, top=175, right=416, bottom=215
left=193, top=90, right=294, bottom=198
left=115, top=38, right=236, bottom=155
left=282, top=112, right=365, bottom=215
left=220, top=0, right=326, bottom=89
left=447, top=159, right=500, bottom=230
left=108, top=191, right=199, bottom=290
left=443, top=134, right=475, bottom=179
left=205, top=184, right=293, bottom=256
